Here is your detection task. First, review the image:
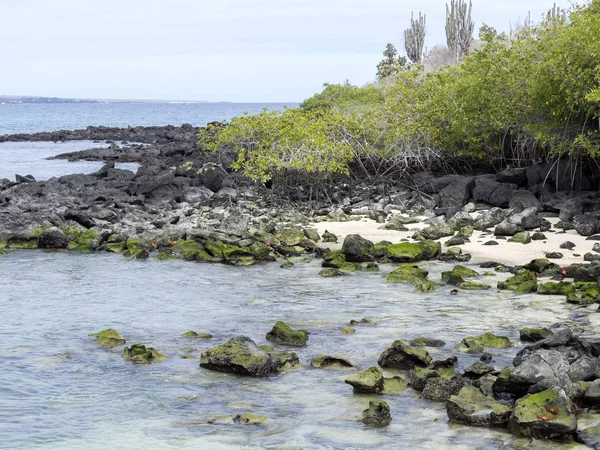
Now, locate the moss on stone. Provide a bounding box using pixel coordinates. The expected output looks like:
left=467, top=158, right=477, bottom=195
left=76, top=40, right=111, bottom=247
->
left=341, top=326, right=356, bottom=335
left=442, top=271, right=465, bottom=286
left=414, top=278, right=436, bottom=292
left=181, top=331, right=213, bottom=339
left=456, top=333, right=513, bottom=352
left=509, top=232, right=532, bottom=244
left=378, top=339, right=432, bottom=369
left=566, top=282, right=600, bottom=305
left=409, top=337, right=446, bottom=348
left=385, top=242, right=424, bottom=263
left=89, top=329, right=126, bottom=347
left=538, top=281, right=574, bottom=296
left=459, top=281, right=491, bottom=290
left=265, top=321, right=309, bottom=347
left=344, top=366, right=384, bottom=394
left=498, top=270, right=538, bottom=293
left=386, top=265, right=428, bottom=283
left=123, top=344, right=166, bottom=364
left=311, top=354, right=355, bottom=369
left=319, top=268, right=345, bottom=277
left=419, top=240, right=442, bottom=260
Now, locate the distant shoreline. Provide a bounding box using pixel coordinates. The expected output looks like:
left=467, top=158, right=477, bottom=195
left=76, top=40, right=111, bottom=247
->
left=0, top=96, right=294, bottom=105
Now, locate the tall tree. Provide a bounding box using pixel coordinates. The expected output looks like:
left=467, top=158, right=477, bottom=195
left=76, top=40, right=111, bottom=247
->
left=446, top=0, right=475, bottom=62
left=376, top=44, right=407, bottom=79
left=404, top=12, right=426, bottom=64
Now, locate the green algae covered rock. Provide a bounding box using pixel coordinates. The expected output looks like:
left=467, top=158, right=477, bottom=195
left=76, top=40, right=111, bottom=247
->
left=200, top=336, right=299, bottom=376
left=413, top=223, right=454, bottom=241
left=204, top=240, right=255, bottom=266
left=123, top=238, right=149, bottom=259
left=311, top=354, right=356, bottom=369
left=446, top=386, right=512, bottom=427
left=566, top=282, right=600, bottom=305
left=498, top=270, right=538, bottom=294
left=409, top=337, right=446, bottom=348
left=419, top=240, right=442, bottom=260
left=170, top=240, right=217, bottom=262
left=460, top=281, right=491, bottom=290
left=340, top=326, right=356, bottom=335
left=123, top=344, right=166, bottom=364
left=385, top=242, right=423, bottom=263
left=386, top=265, right=428, bottom=283
left=524, top=258, right=558, bottom=274
left=319, top=268, right=345, bottom=277
left=442, top=271, right=465, bottom=286
left=520, top=327, right=552, bottom=342
left=538, top=282, right=574, bottom=296
left=456, top=333, right=513, bottom=353
left=345, top=366, right=384, bottom=394
left=378, top=340, right=432, bottom=369
left=413, top=277, right=436, bottom=293
left=322, top=250, right=357, bottom=271
left=266, top=321, right=309, bottom=347
left=239, top=413, right=268, bottom=425
left=0, top=241, right=7, bottom=255
left=451, top=265, right=479, bottom=278
left=89, top=329, right=126, bottom=347
left=362, top=401, right=391, bottom=427
left=509, top=232, right=532, bottom=244
left=280, top=261, right=294, bottom=269
left=342, top=234, right=374, bottom=262
left=508, top=388, right=577, bottom=441
left=181, top=331, right=213, bottom=339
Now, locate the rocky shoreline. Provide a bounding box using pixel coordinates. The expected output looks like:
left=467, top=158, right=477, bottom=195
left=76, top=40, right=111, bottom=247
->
left=4, top=124, right=600, bottom=446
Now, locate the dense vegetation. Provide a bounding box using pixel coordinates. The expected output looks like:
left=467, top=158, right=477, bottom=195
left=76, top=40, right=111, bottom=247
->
left=198, top=1, right=600, bottom=191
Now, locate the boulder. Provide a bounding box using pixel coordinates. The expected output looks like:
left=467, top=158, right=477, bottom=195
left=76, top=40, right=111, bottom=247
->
left=345, top=366, right=384, bottom=394
left=474, top=208, right=507, bottom=230
left=385, top=242, right=423, bottom=263
left=519, top=328, right=552, bottom=343
left=362, top=401, right=391, bottom=427
left=422, top=374, right=471, bottom=401
left=200, top=336, right=299, bottom=376
left=574, top=214, right=600, bottom=237
left=446, top=386, right=512, bottom=427
left=439, top=177, right=474, bottom=207
left=409, top=337, right=446, bottom=348
left=38, top=229, right=70, bottom=249
left=266, top=321, right=309, bottom=347
left=472, top=178, right=518, bottom=208
left=378, top=340, right=432, bottom=369
left=385, top=265, right=428, bottom=283
left=89, top=329, right=126, bottom=347
left=508, top=388, right=577, bottom=441
left=123, top=344, right=166, bottom=364
left=456, top=333, right=513, bottom=353
left=509, top=191, right=542, bottom=211
left=341, top=234, right=374, bottom=262
left=311, top=355, right=356, bottom=369
left=497, top=270, right=538, bottom=294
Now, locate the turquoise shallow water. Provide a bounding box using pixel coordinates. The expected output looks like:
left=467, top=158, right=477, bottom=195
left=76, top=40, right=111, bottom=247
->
left=0, top=250, right=576, bottom=449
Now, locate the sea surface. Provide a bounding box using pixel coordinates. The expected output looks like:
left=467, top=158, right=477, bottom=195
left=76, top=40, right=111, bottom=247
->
left=0, top=102, right=294, bottom=135
left=0, top=251, right=582, bottom=450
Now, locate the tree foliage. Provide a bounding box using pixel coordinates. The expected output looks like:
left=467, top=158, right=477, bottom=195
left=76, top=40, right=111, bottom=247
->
left=198, top=1, right=600, bottom=185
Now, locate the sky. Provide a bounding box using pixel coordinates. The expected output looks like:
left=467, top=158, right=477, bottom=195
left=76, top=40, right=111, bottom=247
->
left=0, top=0, right=574, bottom=102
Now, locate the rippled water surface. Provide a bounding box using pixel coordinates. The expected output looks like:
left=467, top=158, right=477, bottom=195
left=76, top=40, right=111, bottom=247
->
left=0, top=102, right=294, bottom=135
left=0, top=251, right=582, bottom=449
left=0, top=141, right=139, bottom=181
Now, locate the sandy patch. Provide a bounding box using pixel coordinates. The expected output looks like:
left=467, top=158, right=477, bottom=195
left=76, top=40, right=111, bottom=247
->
left=311, top=216, right=598, bottom=267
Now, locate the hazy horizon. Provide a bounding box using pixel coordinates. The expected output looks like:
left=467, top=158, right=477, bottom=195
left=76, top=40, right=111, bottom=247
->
left=2, top=0, right=573, bottom=102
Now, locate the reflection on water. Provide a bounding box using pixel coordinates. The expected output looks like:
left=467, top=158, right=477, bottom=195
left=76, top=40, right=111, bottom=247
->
left=0, top=251, right=579, bottom=449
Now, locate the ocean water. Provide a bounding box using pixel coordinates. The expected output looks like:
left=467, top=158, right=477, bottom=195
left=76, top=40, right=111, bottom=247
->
left=0, top=102, right=295, bottom=135
left=0, top=251, right=578, bottom=450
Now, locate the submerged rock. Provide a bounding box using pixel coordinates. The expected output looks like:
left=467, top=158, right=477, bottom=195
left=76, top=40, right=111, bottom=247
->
left=89, top=329, right=126, bottom=347
left=362, top=401, right=391, bottom=427
left=181, top=331, right=213, bottom=339
left=446, top=386, right=512, bottom=427
left=265, top=321, right=309, bottom=347
left=409, top=337, right=446, bottom=348
left=311, top=355, right=356, bottom=369
left=378, top=340, right=432, bottom=369
left=385, top=265, right=428, bottom=283
left=123, top=344, right=166, bottom=364
left=498, top=270, right=538, bottom=294
left=200, top=336, right=299, bottom=376
left=508, top=388, right=577, bottom=441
